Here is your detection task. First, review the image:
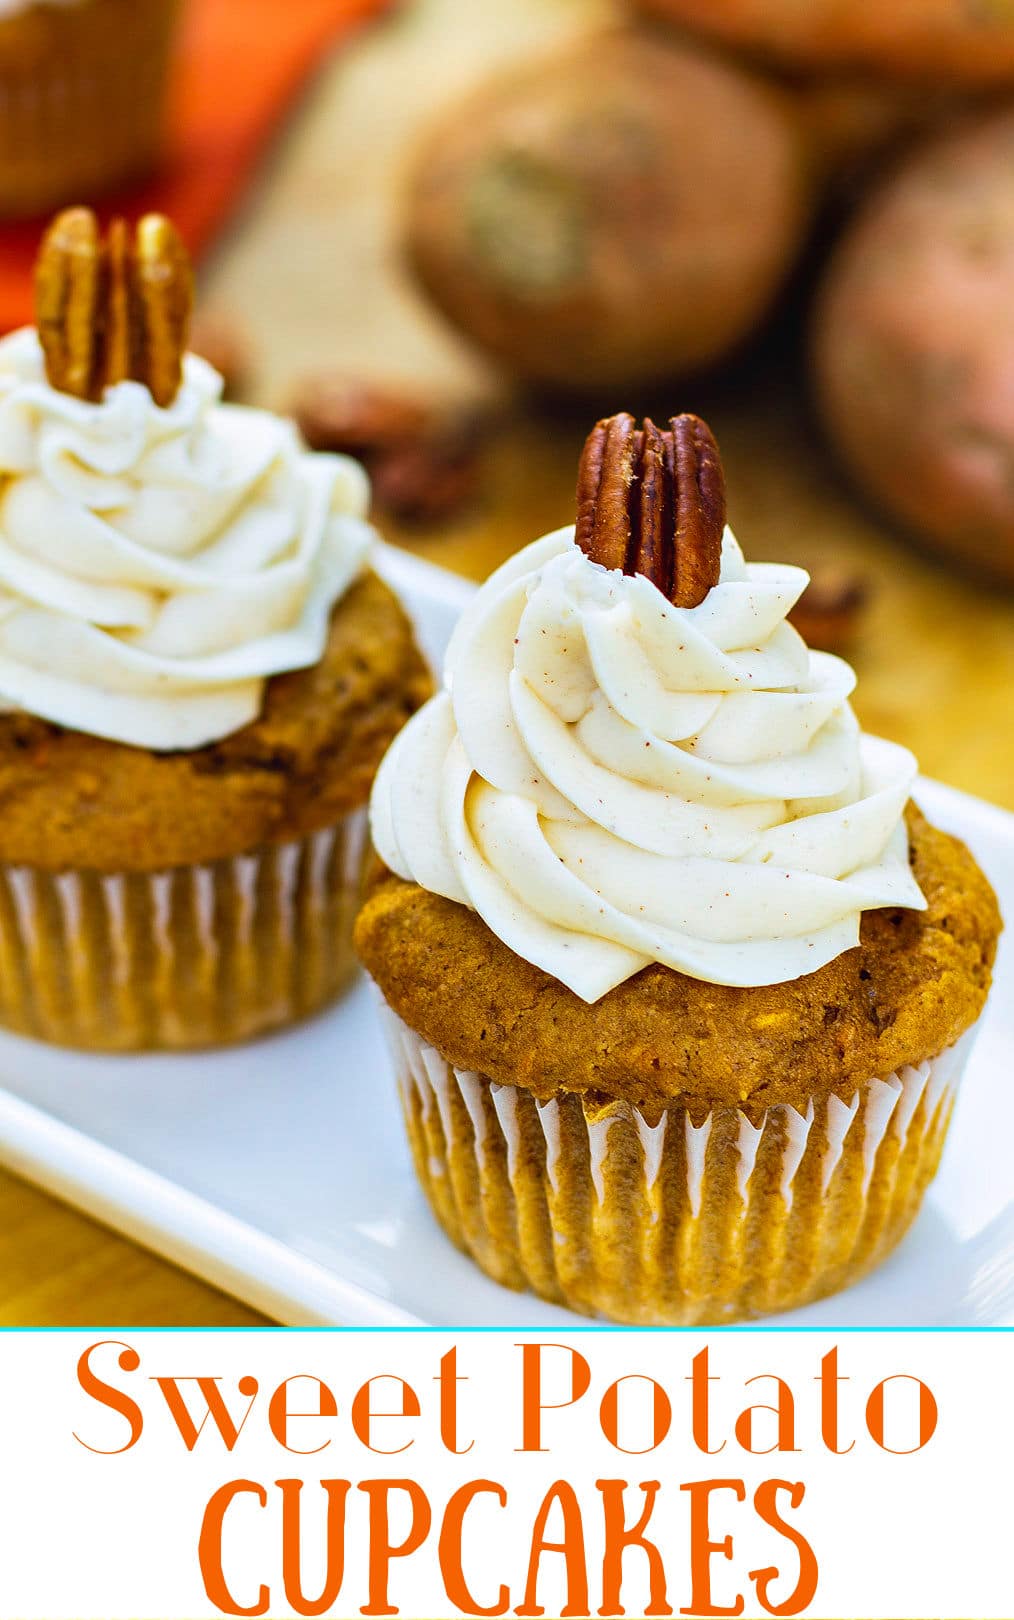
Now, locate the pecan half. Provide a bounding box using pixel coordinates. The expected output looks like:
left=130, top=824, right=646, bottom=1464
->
left=789, top=565, right=871, bottom=651
left=36, top=207, right=193, bottom=407
left=575, top=411, right=726, bottom=606
left=291, top=372, right=488, bottom=525
left=35, top=208, right=102, bottom=403
left=134, top=214, right=193, bottom=409
left=370, top=429, right=483, bottom=525
left=291, top=374, right=431, bottom=457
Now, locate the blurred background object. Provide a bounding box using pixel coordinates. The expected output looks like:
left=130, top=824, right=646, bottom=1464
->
left=291, top=371, right=491, bottom=523
left=403, top=27, right=812, bottom=389
left=0, top=0, right=394, bottom=326
left=0, top=0, right=180, bottom=220
left=814, top=108, right=1014, bottom=587
left=628, top=0, right=1014, bottom=84
left=788, top=565, right=870, bottom=654
left=189, top=308, right=254, bottom=399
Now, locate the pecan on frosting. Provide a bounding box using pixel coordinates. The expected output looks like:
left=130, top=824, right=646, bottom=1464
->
left=35, top=206, right=193, bottom=408
left=575, top=411, right=726, bottom=606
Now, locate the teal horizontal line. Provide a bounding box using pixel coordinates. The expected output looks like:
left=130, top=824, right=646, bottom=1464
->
left=1, top=1323, right=1012, bottom=1334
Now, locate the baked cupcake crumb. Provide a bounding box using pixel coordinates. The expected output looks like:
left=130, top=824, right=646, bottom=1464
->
left=0, top=571, right=430, bottom=874
left=356, top=805, right=1000, bottom=1116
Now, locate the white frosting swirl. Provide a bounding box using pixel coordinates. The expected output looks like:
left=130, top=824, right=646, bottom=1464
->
left=0, top=328, right=373, bottom=750
left=372, top=526, right=926, bottom=998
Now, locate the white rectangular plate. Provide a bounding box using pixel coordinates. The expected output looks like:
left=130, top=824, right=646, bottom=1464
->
left=1, top=542, right=1012, bottom=1328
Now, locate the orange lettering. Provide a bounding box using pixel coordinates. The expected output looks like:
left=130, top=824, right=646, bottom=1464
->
left=866, top=1375, right=937, bottom=1453
left=680, top=1479, right=745, bottom=1617
left=154, top=1375, right=258, bottom=1452
left=277, top=1478, right=350, bottom=1616
left=687, top=1351, right=725, bottom=1456
left=358, top=1479, right=432, bottom=1617
left=268, top=1377, right=337, bottom=1455
left=438, top=1481, right=509, bottom=1617
left=734, top=1378, right=798, bottom=1456
left=815, top=1349, right=853, bottom=1455
left=749, top=1480, right=818, bottom=1617
left=436, top=1348, right=474, bottom=1455
left=516, top=1480, right=590, bottom=1618
left=600, top=1377, right=672, bottom=1455
left=74, top=1340, right=142, bottom=1455
left=519, top=1344, right=591, bottom=1453
left=351, top=1377, right=420, bottom=1456
left=598, top=1479, right=672, bottom=1617
left=199, top=1479, right=269, bottom=1617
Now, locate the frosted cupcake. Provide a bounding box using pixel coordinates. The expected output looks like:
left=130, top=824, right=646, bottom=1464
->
left=357, top=411, right=1001, bottom=1325
left=0, top=0, right=180, bottom=218
left=0, top=208, right=429, bottom=1051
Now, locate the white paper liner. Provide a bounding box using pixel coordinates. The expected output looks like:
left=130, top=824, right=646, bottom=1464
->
left=377, top=995, right=979, bottom=1325
left=0, top=806, right=369, bottom=1050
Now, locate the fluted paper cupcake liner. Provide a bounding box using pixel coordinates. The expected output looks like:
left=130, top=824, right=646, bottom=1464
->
left=0, top=807, right=370, bottom=1051
left=377, top=998, right=977, bottom=1324
left=0, top=0, right=179, bottom=218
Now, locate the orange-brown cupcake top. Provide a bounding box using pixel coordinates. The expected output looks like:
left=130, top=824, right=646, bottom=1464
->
left=0, top=570, right=430, bottom=873
left=356, top=805, right=1001, bottom=1114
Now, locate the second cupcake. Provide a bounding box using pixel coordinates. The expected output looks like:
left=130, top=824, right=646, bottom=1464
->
left=357, top=411, right=1001, bottom=1325
left=0, top=0, right=181, bottom=218
left=0, top=207, right=430, bottom=1051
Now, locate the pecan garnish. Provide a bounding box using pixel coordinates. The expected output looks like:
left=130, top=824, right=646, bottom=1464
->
left=291, top=374, right=431, bottom=457
left=369, top=429, right=483, bottom=525
left=575, top=411, right=726, bottom=606
left=789, top=566, right=871, bottom=651
left=291, top=373, right=488, bottom=525
left=36, top=207, right=193, bottom=408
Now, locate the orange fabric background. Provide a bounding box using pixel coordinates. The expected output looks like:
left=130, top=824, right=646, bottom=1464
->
left=0, top=0, right=394, bottom=331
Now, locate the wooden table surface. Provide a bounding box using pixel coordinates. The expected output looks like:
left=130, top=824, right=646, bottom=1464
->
left=4, top=0, right=1013, bottom=1327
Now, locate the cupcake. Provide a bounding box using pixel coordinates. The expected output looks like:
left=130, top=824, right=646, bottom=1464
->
left=357, top=411, right=1002, bottom=1325
left=0, top=206, right=430, bottom=1051
left=0, top=0, right=180, bottom=219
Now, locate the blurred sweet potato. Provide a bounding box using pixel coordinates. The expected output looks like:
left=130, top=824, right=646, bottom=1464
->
left=813, top=109, right=1014, bottom=585
left=630, top=0, right=1014, bottom=86
left=792, top=75, right=976, bottom=191
left=403, top=29, right=811, bottom=390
